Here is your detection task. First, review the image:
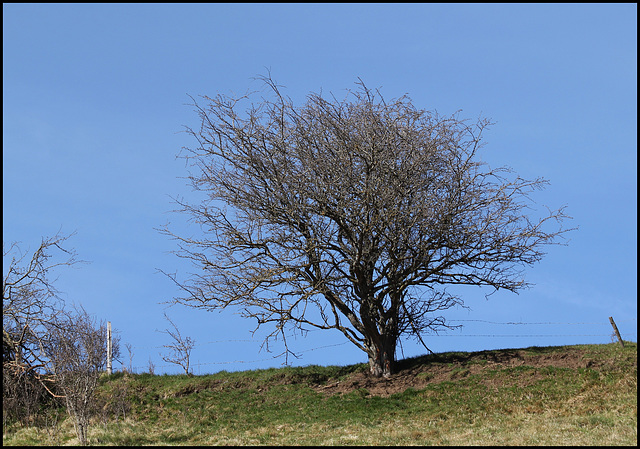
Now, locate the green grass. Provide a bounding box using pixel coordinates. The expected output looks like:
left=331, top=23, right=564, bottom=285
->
left=3, top=342, right=637, bottom=445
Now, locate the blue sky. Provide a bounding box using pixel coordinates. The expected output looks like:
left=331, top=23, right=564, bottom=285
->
left=3, top=3, right=637, bottom=374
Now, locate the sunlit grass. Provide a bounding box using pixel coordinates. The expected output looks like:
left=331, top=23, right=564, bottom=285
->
left=3, top=342, right=636, bottom=445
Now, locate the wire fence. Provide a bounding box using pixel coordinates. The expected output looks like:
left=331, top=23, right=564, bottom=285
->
left=427, top=317, right=638, bottom=338
left=116, top=317, right=637, bottom=373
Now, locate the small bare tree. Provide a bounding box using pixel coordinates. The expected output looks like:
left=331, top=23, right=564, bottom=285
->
left=147, top=356, right=156, bottom=375
left=43, top=305, right=111, bottom=445
left=124, top=343, right=134, bottom=373
left=161, top=74, right=574, bottom=378
left=159, top=313, right=195, bottom=375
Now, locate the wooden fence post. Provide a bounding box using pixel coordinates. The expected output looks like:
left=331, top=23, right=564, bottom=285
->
left=608, top=316, right=624, bottom=348
left=107, top=321, right=112, bottom=374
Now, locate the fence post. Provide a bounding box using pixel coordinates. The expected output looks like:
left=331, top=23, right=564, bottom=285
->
left=608, top=316, right=624, bottom=348
left=107, top=321, right=112, bottom=374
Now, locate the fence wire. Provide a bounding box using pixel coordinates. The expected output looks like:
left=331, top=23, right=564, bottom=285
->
left=118, top=317, right=636, bottom=372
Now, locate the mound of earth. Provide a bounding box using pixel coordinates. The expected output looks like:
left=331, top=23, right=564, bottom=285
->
left=311, top=346, right=617, bottom=397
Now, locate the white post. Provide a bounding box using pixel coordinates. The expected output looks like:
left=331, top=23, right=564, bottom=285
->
left=107, top=321, right=112, bottom=375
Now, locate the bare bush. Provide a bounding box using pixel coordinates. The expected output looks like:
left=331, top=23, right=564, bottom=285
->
left=124, top=342, right=134, bottom=373
left=160, top=313, right=195, bottom=375
left=3, top=232, right=80, bottom=424
left=147, top=356, right=156, bottom=375
left=42, top=305, right=110, bottom=445
left=3, top=232, right=126, bottom=441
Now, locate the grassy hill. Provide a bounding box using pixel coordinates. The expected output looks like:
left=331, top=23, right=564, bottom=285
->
left=3, top=342, right=637, bottom=445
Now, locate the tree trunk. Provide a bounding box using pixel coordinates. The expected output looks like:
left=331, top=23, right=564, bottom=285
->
left=365, top=335, right=396, bottom=378
left=66, top=396, right=89, bottom=445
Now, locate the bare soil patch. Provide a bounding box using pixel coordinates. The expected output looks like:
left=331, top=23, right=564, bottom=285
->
left=311, top=346, right=612, bottom=397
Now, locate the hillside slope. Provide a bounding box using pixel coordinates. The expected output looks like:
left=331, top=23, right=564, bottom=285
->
left=3, top=342, right=637, bottom=446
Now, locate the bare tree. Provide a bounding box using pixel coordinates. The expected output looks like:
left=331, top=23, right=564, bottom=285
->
left=42, top=305, right=109, bottom=445
left=159, top=313, right=195, bottom=375
left=124, top=342, right=134, bottom=373
left=3, top=232, right=81, bottom=422
left=161, top=75, right=574, bottom=378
